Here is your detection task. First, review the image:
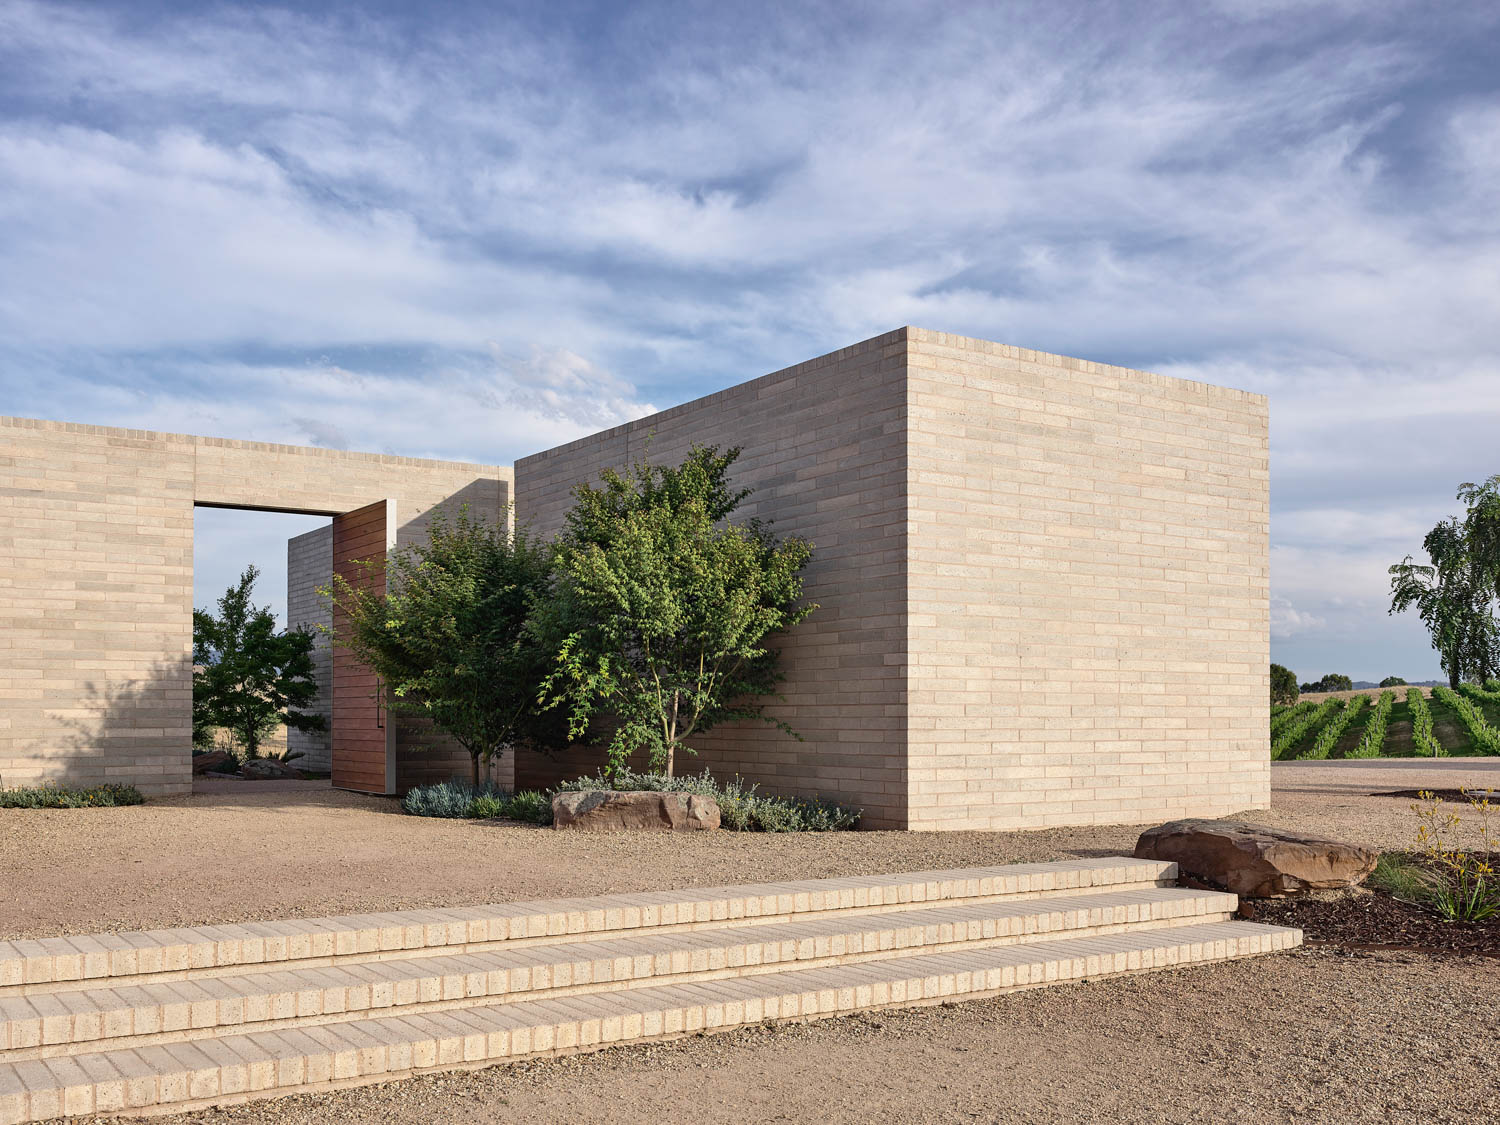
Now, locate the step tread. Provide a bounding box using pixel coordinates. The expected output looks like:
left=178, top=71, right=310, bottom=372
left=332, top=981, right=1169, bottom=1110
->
left=0, top=858, right=1176, bottom=988
left=0, top=887, right=1234, bottom=1049
left=0, top=920, right=1299, bottom=1121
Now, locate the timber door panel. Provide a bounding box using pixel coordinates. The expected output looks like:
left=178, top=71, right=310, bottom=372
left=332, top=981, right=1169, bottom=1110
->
left=331, top=498, right=397, bottom=793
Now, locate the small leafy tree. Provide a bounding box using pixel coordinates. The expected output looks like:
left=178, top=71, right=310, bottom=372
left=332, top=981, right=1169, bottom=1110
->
left=1269, top=663, right=1298, bottom=706
left=1315, top=673, right=1354, bottom=692
left=1380, top=675, right=1407, bottom=688
left=193, top=566, right=324, bottom=756
left=323, top=509, right=568, bottom=786
left=533, top=444, right=816, bottom=777
left=1390, top=517, right=1499, bottom=688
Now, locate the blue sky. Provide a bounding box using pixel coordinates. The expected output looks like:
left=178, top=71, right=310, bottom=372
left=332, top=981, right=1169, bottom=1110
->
left=2, top=0, right=1498, bottom=682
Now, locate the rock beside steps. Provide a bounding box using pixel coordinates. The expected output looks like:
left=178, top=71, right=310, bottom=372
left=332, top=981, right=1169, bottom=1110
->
left=0, top=858, right=1301, bottom=1121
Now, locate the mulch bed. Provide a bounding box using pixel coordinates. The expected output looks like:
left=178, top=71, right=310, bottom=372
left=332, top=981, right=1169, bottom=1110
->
left=1242, top=890, right=1500, bottom=957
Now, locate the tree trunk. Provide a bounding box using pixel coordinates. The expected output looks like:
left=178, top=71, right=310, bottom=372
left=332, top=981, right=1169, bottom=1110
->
left=665, top=741, right=674, bottom=779
left=471, top=751, right=481, bottom=787
left=1450, top=667, right=1461, bottom=689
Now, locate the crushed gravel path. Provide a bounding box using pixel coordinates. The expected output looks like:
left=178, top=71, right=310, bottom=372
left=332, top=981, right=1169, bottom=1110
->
left=2, top=763, right=1484, bottom=941
left=10, top=763, right=1498, bottom=1123
left=131, top=948, right=1497, bottom=1125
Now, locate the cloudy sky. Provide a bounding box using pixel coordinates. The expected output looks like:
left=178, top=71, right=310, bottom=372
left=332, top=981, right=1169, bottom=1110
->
left=2, top=0, right=1497, bottom=681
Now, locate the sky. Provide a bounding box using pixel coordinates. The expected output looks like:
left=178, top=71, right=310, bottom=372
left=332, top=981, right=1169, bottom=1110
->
left=2, top=0, right=1498, bottom=681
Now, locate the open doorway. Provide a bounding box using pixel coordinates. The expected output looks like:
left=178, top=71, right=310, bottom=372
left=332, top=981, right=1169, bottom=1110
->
left=192, top=506, right=333, bottom=790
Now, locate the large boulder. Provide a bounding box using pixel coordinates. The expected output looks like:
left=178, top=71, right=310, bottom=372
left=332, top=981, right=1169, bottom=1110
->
left=239, top=757, right=305, bottom=780
left=1134, top=819, right=1378, bottom=898
left=552, top=790, right=720, bottom=832
left=192, top=751, right=234, bottom=775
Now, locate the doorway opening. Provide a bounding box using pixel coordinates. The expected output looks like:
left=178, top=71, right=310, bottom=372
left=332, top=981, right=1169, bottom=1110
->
left=192, top=505, right=334, bottom=790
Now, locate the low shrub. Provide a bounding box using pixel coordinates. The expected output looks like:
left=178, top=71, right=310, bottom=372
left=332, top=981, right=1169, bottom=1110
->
left=0, top=783, right=146, bottom=809
left=553, top=769, right=861, bottom=832
left=467, top=793, right=508, bottom=819
left=402, top=780, right=554, bottom=824
left=504, top=790, right=553, bottom=825
left=403, top=779, right=509, bottom=819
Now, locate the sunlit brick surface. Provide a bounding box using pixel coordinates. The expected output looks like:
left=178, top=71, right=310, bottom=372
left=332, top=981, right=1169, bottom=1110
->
left=0, top=860, right=1300, bottom=1123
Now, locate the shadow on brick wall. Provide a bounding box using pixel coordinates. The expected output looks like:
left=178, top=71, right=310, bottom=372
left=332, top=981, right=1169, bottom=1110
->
left=39, top=655, right=195, bottom=791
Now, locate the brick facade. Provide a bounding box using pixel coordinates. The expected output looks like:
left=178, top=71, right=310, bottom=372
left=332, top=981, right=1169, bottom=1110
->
left=0, top=327, right=1268, bottom=827
left=0, top=417, right=511, bottom=796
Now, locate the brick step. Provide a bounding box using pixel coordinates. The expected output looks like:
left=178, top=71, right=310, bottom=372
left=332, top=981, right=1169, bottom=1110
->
left=0, top=919, right=1301, bottom=1122
left=0, top=886, right=1233, bottom=1059
left=0, top=858, right=1175, bottom=995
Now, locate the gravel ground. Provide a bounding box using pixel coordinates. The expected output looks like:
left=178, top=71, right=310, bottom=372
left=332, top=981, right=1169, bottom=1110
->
left=130, top=947, right=1497, bottom=1125
left=5, top=762, right=1497, bottom=941
left=11, top=763, right=1500, bottom=1124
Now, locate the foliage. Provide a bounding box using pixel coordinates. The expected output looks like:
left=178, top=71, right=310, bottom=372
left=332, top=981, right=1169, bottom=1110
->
left=551, top=768, right=861, bottom=831
left=324, top=509, right=570, bottom=786
left=1269, top=699, right=1315, bottom=740
left=1269, top=663, right=1298, bottom=707
left=1433, top=686, right=1500, bottom=755
left=1271, top=697, right=1342, bottom=760
left=1408, top=789, right=1499, bottom=922
left=1347, top=690, right=1395, bottom=759
left=0, top=783, right=145, bottom=808
left=1460, top=680, right=1500, bottom=706
left=1300, top=694, right=1367, bottom=760
left=503, top=790, right=554, bottom=825
left=468, top=793, right=507, bottom=819
left=193, top=566, right=324, bottom=757
left=1406, top=688, right=1444, bottom=757
left=399, top=779, right=555, bottom=824
left=1380, top=676, right=1407, bottom=687
left=1367, top=852, right=1431, bottom=903
left=534, top=445, right=816, bottom=777
left=1457, top=474, right=1500, bottom=602
left=1390, top=514, right=1500, bottom=689
left=401, top=779, right=509, bottom=818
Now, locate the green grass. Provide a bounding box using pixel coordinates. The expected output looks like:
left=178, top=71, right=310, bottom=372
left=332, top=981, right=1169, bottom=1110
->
left=1367, top=852, right=1432, bottom=903
left=1273, top=688, right=1500, bottom=759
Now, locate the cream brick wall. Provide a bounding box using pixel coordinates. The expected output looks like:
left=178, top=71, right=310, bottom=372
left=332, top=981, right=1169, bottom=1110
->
left=514, top=330, right=912, bottom=828
left=285, top=526, right=333, bottom=773
left=0, top=327, right=1267, bottom=825
left=0, top=417, right=512, bottom=796
left=513, top=328, right=1268, bottom=830
left=903, top=329, right=1270, bottom=830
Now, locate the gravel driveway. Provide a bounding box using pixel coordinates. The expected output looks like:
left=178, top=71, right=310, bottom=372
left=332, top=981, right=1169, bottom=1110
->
left=6, top=761, right=1498, bottom=1123
left=5, top=761, right=1497, bottom=942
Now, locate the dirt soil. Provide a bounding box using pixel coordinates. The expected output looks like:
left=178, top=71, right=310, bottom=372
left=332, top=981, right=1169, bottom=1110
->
left=5, top=762, right=1500, bottom=942
left=138, top=948, right=1497, bottom=1125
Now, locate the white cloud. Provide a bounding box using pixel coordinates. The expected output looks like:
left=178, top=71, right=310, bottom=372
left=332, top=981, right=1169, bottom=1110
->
left=0, top=0, right=1497, bottom=679
left=1270, top=597, right=1326, bottom=640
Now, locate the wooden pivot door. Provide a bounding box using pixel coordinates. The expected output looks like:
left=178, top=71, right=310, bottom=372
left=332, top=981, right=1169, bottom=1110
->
left=331, top=498, right=397, bottom=793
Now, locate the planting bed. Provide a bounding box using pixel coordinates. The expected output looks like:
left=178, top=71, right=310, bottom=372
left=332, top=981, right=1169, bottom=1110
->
left=1244, top=888, right=1500, bottom=957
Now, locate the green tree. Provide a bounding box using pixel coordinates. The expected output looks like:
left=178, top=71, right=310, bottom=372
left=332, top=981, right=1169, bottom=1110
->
left=533, top=444, right=816, bottom=777
left=1379, top=676, right=1407, bottom=688
left=1270, top=663, right=1298, bottom=706
left=193, top=565, right=324, bottom=757
left=1457, top=474, right=1500, bottom=600
left=1315, top=673, right=1353, bottom=692
left=1390, top=517, right=1499, bottom=688
left=324, top=509, right=567, bottom=786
